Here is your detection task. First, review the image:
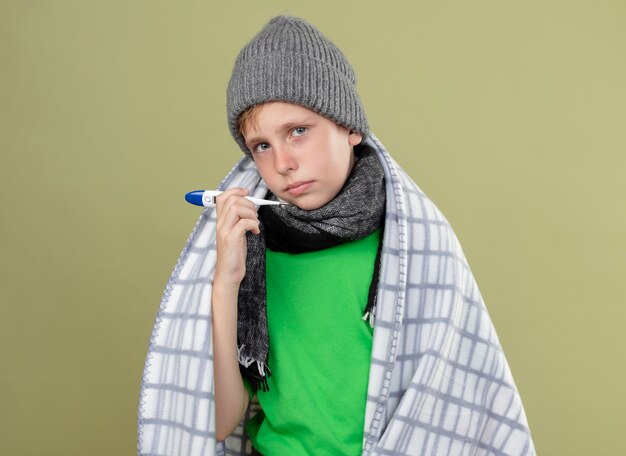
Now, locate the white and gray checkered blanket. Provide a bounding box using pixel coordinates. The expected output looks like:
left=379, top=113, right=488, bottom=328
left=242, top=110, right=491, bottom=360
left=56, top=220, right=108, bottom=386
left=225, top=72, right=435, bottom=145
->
left=137, top=134, right=536, bottom=455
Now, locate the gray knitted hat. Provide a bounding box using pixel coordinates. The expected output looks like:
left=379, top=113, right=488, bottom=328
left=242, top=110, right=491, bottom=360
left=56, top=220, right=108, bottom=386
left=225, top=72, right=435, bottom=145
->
left=227, top=15, right=369, bottom=154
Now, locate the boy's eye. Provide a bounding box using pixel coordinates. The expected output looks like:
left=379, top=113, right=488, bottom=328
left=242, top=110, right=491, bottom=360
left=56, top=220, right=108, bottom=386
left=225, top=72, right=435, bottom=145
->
left=292, top=127, right=307, bottom=137
left=253, top=143, right=270, bottom=153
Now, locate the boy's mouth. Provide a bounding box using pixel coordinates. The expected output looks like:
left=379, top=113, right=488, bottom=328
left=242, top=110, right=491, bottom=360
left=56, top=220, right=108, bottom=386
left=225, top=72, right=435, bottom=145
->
left=285, top=181, right=313, bottom=196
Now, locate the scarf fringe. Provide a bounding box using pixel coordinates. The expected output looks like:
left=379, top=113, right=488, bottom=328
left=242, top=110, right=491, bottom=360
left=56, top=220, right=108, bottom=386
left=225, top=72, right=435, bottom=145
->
left=237, top=344, right=271, bottom=392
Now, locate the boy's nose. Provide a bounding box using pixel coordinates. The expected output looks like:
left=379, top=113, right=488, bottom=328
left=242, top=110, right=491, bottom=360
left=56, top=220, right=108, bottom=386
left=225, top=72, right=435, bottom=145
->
left=273, top=145, right=298, bottom=174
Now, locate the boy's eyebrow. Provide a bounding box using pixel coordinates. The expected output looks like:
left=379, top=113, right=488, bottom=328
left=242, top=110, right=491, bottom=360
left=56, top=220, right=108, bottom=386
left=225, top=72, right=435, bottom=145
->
left=245, top=117, right=315, bottom=147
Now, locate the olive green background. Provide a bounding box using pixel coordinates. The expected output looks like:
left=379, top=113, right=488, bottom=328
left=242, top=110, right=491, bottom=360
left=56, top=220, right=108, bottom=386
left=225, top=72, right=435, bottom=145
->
left=1, top=1, right=624, bottom=455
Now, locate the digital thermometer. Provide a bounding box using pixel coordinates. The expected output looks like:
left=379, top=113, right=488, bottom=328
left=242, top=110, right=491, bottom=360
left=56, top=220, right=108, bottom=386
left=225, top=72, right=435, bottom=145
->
left=184, top=190, right=287, bottom=207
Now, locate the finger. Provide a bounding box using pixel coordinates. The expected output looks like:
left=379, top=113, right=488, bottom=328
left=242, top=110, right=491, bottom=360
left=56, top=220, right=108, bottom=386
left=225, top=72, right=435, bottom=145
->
left=215, top=187, right=249, bottom=208
left=236, top=218, right=260, bottom=236
left=219, top=218, right=260, bottom=247
left=218, top=202, right=259, bottom=230
left=215, top=201, right=260, bottom=246
left=215, top=191, right=256, bottom=220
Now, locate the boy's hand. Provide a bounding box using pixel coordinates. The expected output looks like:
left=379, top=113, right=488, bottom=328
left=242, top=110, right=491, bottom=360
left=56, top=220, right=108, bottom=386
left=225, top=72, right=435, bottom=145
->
left=213, top=188, right=260, bottom=289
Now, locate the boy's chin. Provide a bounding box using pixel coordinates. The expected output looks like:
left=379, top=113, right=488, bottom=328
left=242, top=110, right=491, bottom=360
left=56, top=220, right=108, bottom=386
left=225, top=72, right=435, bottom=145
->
left=280, top=189, right=345, bottom=211
left=283, top=196, right=328, bottom=211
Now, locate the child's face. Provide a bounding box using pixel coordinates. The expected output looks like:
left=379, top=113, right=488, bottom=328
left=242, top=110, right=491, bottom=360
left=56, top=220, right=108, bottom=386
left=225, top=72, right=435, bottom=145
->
left=242, top=102, right=362, bottom=210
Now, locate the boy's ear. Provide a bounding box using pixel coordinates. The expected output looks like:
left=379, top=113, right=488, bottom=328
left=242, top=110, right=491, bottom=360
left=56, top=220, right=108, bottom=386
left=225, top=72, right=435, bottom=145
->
left=348, top=130, right=363, bottom=146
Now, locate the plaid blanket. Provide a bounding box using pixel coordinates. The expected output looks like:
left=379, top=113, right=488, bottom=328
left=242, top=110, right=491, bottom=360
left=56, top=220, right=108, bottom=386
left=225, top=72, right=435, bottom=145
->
left=137, top=134, right=535, bottom=455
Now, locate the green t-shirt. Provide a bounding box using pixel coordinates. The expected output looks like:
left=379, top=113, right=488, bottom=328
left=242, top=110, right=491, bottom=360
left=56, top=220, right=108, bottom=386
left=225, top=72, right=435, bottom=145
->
left=244, top=229, right=380, bottom=455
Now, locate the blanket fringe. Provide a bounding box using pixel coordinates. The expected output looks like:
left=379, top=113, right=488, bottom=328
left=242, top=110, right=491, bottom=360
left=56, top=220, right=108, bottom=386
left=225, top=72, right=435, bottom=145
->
left=362, top=305, right=376, bottom=327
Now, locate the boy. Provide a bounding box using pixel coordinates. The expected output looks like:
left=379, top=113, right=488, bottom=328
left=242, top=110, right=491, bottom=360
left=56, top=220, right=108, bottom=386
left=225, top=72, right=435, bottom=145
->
left=138, top=15, right=535, bottom=456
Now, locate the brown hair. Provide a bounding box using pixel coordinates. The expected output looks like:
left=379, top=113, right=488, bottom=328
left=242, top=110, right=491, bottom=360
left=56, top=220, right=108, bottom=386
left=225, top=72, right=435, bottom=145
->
left=237, top=104, right=264, bottom=146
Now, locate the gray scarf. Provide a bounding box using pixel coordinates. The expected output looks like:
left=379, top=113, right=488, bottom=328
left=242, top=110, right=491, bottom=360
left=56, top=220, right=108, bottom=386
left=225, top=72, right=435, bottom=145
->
left=237, top=145, right=385, bottom=392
